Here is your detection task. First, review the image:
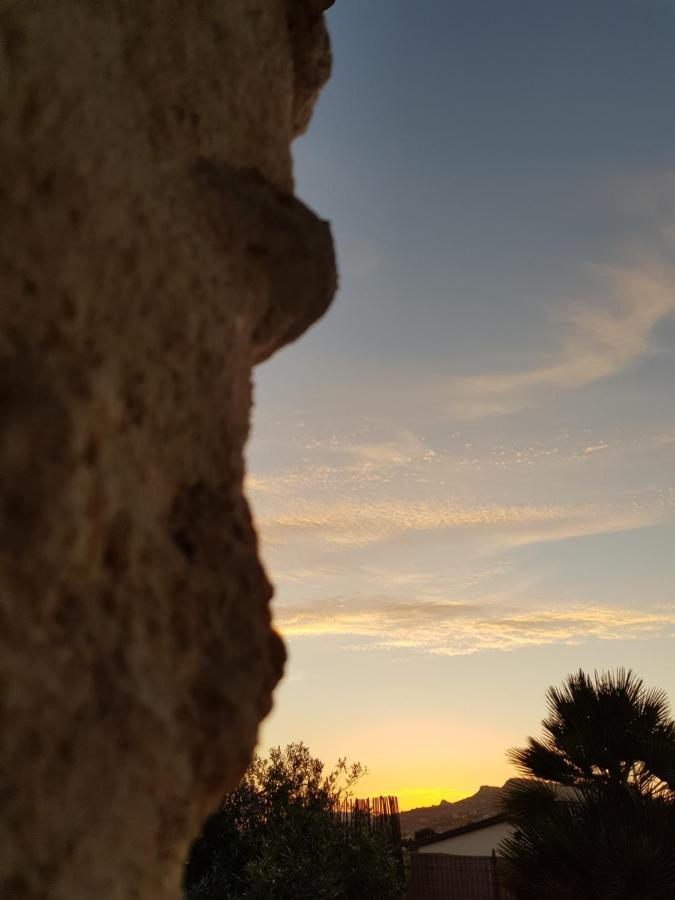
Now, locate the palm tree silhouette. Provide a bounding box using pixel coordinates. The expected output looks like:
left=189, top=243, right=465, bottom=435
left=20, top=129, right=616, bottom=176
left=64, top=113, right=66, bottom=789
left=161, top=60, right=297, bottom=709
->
left=509, top=668, right=675, bottom=797
left=500, top=669, right=675, bottom=899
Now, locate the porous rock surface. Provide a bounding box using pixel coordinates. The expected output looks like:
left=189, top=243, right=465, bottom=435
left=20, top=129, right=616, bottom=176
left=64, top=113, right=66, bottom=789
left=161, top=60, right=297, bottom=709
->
left=0, top=2, right=336, bottom=898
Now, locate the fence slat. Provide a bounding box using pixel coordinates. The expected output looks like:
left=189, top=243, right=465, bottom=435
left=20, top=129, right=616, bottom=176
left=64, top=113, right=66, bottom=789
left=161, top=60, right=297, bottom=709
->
left=408, top=853, right=515, bottom=900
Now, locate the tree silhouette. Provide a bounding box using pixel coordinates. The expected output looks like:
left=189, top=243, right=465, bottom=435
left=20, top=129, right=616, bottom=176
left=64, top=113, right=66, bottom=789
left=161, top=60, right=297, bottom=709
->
left=508, top=668, right=675, bottom=796
left=500, top=669, right=675, bottom=899
left=183, top=742, right=404, bottom=899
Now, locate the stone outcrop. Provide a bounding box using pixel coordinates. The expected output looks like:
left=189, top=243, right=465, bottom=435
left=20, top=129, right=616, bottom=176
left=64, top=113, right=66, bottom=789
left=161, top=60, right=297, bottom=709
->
left=0, top=2, right=336, bottom=898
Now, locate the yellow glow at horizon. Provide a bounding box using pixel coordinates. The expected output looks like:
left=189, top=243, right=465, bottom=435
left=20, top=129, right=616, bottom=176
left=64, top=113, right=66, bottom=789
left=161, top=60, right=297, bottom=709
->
left=353, top=760, right=514, bottom=812
left=361, top=784, right=495, bottom=812
left=259, top=711, right=516, bottom=813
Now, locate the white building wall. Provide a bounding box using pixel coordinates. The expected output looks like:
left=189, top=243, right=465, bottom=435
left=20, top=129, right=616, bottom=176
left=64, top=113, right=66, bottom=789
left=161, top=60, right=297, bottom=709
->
left=418, top=821, right=514, bottom=856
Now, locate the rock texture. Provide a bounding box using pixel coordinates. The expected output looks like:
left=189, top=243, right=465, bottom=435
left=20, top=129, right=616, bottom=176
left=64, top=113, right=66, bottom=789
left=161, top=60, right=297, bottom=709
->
left=0, top=2, right=336, bottom=898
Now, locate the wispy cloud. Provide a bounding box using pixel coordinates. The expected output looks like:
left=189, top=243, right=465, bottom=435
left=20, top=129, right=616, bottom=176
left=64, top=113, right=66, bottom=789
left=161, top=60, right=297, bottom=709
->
left=443, top=172, right=675, bottom=419
left=247, top=428, right=433, bottom=494
left=275, top=596, right=675, bottom=655
left=448, top=255, right=675, bottom=419
left=257, top=494, right=668, bottom=550
left=249, top=172, right=675, bottom=665
left=249, top=423, right=675, bottom=493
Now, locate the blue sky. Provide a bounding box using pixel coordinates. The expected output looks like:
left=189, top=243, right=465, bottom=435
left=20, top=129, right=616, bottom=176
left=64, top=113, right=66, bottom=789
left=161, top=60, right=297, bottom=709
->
left=250, top=1, right=675, bottom=807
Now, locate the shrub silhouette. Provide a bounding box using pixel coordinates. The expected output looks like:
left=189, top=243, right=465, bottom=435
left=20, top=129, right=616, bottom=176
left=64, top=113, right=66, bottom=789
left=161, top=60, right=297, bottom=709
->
left=184, top=742, right=404, bottom=899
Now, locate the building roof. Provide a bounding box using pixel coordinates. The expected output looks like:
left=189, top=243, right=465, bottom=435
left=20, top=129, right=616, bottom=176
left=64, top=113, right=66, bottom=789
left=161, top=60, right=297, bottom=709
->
left=411, top=813, right=509, bottom=849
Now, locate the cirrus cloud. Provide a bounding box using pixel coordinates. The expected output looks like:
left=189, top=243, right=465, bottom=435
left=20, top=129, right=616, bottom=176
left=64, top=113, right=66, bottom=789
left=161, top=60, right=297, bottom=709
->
left=446, top=255, right=675, bottom=419
left=276, top=596, right=675, bottom=656
left=256, top=494, right=670, bottom=550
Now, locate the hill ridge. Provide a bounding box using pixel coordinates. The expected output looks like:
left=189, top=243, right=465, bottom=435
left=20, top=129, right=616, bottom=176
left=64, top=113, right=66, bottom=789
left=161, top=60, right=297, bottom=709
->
left=399, top=779, right=523, bottom=837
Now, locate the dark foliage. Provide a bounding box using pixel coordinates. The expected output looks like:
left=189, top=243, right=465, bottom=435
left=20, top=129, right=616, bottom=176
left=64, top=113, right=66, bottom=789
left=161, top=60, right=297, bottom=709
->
left=507, top=669, right=675, bottom=795
left=500, top=669, right=675, bottom=899
left=501, top=787, right=675, bottom=899
left=183, top=742, right=404, bottom=900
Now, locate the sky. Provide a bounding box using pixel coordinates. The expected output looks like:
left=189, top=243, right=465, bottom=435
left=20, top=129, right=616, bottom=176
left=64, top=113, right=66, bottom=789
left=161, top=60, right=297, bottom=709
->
left=251, top=0, right=675, bottom=810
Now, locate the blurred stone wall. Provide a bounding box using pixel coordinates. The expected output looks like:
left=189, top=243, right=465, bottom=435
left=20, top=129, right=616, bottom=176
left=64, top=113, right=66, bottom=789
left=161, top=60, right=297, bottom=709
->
left=0, top=2, right=336, bottom=897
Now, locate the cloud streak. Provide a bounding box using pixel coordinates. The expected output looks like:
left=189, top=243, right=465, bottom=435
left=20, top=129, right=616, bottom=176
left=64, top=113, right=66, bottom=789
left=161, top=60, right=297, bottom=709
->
left=257, top=494, right=669, bottom=550
left=249, top=172, right=675, bottom=664
left=275, top=596, right=675, bottom=655
left=448, top=255, right=675, bottom=419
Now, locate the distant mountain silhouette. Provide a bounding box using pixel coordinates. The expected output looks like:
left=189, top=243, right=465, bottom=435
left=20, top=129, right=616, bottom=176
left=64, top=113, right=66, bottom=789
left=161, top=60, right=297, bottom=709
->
left=400, top=779, right=524, bottom=838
